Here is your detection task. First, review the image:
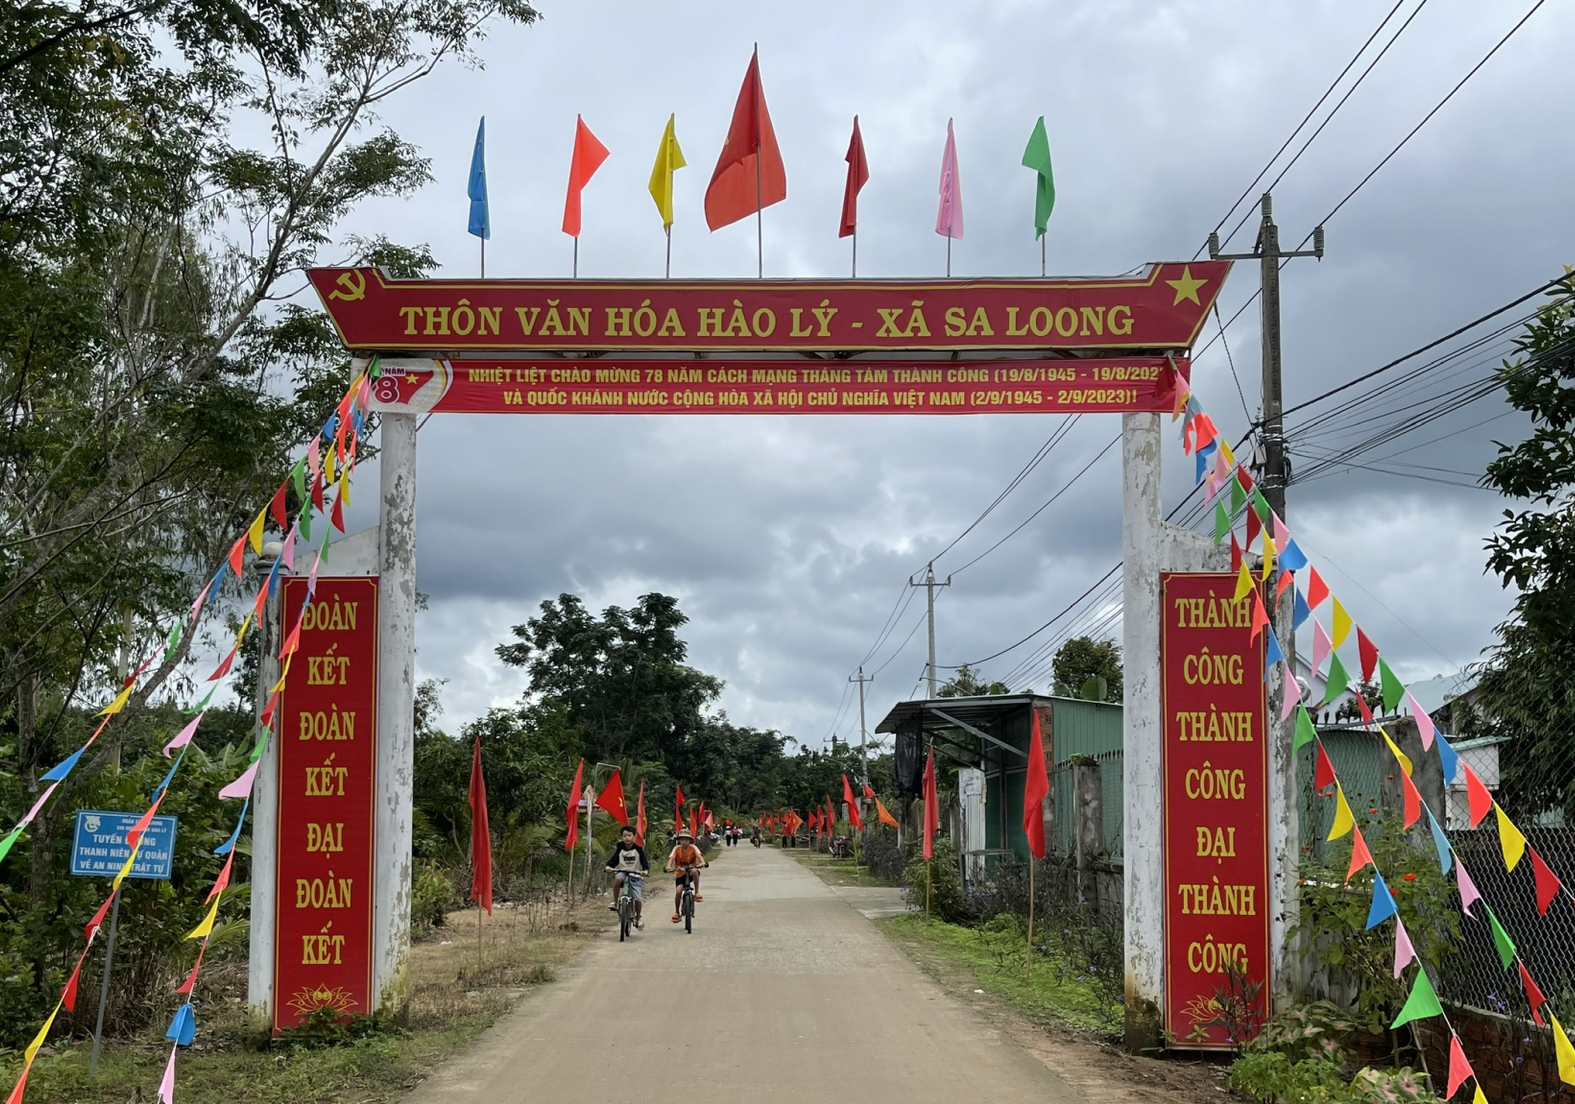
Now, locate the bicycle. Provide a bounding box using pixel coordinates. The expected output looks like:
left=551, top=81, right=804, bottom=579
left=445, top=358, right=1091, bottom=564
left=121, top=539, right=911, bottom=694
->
left=611, top=872, right=643, bottom=941
left=674, top=864, right=699, bottom=934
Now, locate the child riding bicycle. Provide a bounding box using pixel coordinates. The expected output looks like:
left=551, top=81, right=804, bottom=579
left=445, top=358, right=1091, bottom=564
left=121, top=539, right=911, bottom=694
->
left=664, top=827, right=708, bottom=923
left=603, top=825, right=650, bottom=928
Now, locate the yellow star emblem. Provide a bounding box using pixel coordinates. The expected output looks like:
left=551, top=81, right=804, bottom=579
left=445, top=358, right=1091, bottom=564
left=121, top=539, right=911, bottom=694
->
left=1165, top=265, right=1207, bottom=306
left=405, top=373, right=419, bottom=384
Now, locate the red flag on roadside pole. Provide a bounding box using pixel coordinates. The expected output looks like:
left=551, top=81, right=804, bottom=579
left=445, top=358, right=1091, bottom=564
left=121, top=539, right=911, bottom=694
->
left=688, top=806, right=698, bottom=840
left=843, top=774, right=864, bottom=830
left=595, top=767, right=630, bottom=826
left=565, top=759, right=584, bottom=852
left=468, top=739, right=492, bottom=914
left=922, top=747, right=938, bottom=861
left=840, top=115, right=869, bottom=277
left=674, top=784, right=685, bottom=832
left=875, top=797, right=900, bottom=828
left=1023, top=709, right=1051, bottom=977
left=863, top=783, right=876, bottom=800
left=705, top=47, right=787, bottom=241
left=635, top=781, right=647, bottom=846
left=1023, top=711, right=1049, bottom=860
left=562, top=114, right=609, bottom=238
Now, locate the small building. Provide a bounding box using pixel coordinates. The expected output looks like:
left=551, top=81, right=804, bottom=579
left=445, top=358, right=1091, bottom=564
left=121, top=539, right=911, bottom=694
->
left=875, top=693, right=1123, bottom=869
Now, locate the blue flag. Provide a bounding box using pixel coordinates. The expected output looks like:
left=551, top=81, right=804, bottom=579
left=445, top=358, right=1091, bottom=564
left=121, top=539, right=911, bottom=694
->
left=468, top=117, right=490, bottom=240
left=1366, top=870, right=1398, bottom=928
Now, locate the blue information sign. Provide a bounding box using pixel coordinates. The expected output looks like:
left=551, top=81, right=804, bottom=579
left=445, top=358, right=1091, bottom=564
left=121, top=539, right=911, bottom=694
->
left=71, top=810, right=178, bottom=880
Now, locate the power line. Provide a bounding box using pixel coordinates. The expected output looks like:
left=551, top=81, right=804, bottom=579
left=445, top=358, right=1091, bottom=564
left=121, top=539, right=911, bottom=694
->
left=1198, top=0, right=1410, bottom=258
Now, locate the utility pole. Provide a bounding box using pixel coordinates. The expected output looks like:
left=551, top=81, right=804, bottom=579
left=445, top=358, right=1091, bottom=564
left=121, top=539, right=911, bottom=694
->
left=1208, top=193, right=1323, bottom=520
left=909, top=563, right=951, bottom=698
left=849, top=667, right=872, bottom=780
left=1209, top=192, right=1322, bottom=1020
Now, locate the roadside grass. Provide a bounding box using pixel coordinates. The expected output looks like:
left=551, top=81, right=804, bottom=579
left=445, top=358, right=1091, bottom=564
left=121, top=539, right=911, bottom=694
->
left=11, top=896, right=605, bottom=1104
left=878, top=913, right=1120, bottom=1036
left=784, top=848, right=889, bottom=887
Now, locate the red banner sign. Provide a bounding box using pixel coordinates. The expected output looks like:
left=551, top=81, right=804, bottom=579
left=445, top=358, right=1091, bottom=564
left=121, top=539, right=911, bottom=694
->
left=308, top=263, right=1230, bottom=353
left=369, top=357, right=1189, bottom=415
left=275, top=576, right=379, bottom=1032
left=1160, top=572, right=1270, bottom=1049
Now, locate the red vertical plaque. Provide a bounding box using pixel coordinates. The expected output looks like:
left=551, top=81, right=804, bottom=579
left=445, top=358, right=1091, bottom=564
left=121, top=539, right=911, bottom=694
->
left=274, top=576, right=378, bottom=1031
left=1161, top=572, right=1270, bottom=1048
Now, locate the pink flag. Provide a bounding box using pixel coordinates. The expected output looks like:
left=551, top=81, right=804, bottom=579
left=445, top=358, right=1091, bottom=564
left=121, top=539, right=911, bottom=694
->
left=307, top=551, right=321, bottom=592
left=163, top=714, right=203, bottom=758
left=1280, top=672, right=1302, bottom=720
left=1405, top=691, right=1436, bottom=750
left=158, top=1044, right=177, bottom=1103
left=1457, top=858, right=1481, bottom=917
left=1393, top=917, right=1416, bottom=978
left=1311, top=618, right=1332, bottom=677
left=281, top=521, right=298, bottom=570
left=219, top=760, right=259, bottom=801
left=1272, top=512, right=1291, bottom=552
left=935, top=119, right=963, bottom=239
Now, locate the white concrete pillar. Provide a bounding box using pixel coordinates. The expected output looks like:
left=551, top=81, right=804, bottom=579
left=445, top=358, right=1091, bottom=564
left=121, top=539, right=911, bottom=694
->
left=374, top=410, right=417, bottom=1015
left=1120, top=411, right=1164, bottom=1050
left=246, top=561, right=283, bottom=1030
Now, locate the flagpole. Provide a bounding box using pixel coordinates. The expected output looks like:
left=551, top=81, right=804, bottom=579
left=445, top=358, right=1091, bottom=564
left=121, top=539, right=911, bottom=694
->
left=665, top=226, right=671, bottom=279
left=573, top=237, right=578, bottom=280
left=481, top=238, right=486, bottom=280
left=1026, top=859, right=1035, bottom=978
left=851, top=228, right=857, bottom=279
left=946, top=237, right=951, bottom=279
left=755, top=44, right=763, bottom=279
left=1040, top=235, right=1045, bottom=278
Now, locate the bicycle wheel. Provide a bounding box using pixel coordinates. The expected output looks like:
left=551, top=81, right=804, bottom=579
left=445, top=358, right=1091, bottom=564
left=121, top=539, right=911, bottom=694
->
left=683, top=891, right=693, bottom=934
left=619, top=897, right=630, bottom=941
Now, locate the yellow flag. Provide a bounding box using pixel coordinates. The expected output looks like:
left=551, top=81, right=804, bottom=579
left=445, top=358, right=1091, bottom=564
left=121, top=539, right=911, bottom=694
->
left=1260, top=526, right=1275, bottom=581
left=247, top=511, right=266, bottom=554
left=1496, top=803, right=1527, bottom=871
left=271, top=670, right=288, bottom=693
left=187, top=897, right=221, bottom=940
left=1327, top=782, right=1355, bottom=840
left=1471, top=1088, right=1487, bottom=1104
left=1331, top=597, right=1352, bottom=648
left=325, top=443, right=337, bottom=486
left=648, top=113, right=687, bottom=229
left=112, top=839, right=142, bottom=891
left=1553, top=1013, right=1575, bottom=1086
left=98, top=682, right=135, bottom=716
left=337, top=469, right=351, bottom=508
left=24, top=999, right=63, bottom=1064
left=1220, top=439, right=1236, bottom=467
left=1381, top=729, right=1413, bottom=777
left=1234, top=562, right=1255, bottom=601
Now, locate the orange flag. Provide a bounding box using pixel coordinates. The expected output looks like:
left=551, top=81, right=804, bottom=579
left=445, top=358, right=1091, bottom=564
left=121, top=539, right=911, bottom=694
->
left=635, top=781, right=647, bottom=846
left=562, top=115, right=609, bottom=237
left=705, top=47, right=787, bottom=230
left=565, top=759, right=584, bottom=851
left=843, top=774, right=863, bottom=830
left=875, top=797, right=900, bottom=829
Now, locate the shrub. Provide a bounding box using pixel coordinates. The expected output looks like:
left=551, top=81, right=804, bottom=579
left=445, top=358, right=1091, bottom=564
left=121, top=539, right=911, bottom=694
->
left=901, top=839, right=979, bottom=924
left=411, top=859, right=455, bottom=934
left=1229, top=1052, right=1347, bottom=1103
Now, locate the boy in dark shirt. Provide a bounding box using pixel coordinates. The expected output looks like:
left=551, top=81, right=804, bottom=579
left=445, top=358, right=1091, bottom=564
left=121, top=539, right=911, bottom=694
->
left=604, top=825, right=650, bottom=928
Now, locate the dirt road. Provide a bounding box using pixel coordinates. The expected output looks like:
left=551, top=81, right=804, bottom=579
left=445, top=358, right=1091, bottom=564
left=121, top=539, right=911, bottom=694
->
left=404, top=842, right=1083, bottom=1102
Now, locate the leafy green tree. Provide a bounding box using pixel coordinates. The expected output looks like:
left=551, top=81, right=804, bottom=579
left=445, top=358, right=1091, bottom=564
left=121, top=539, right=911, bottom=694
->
left=1051, top=636, right=1123, bottom=702
left=937, top=664, right=1009, bottom=697
left=1470, top=273, right=1575, bottom=818
left=496, top=593, right=723, bottom=766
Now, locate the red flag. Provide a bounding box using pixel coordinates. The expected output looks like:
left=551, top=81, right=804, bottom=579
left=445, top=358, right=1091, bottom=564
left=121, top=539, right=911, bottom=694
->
left=1245, top=502, right=1261, bottom=550
left=922, top=746, right=939, bottom=860
left=1313, top=741, right=1337, bottom=795
left=1530, top=847, right=1562, bottom=916
left=704, top=47, right=787, bottom=231
left=270, top=482, right=289, bottom=530
left=595, top=767, right=630, bottom=826
left=1519, top=959, right=1549, bottom=1025
left=875, top=797, right=900, bottom=828
left=330, top=489, right=345, bottom=532
left=1230, top=532, right=1243, bottom=573
left=1446, top=1032, right=1473, bottom=1099
left=843, top=775, right=863, bottom=830
left=863, top=783, right=876, bottom=800
left=839, top=115, right=868, bottom=238
left=675, top=784, right=685, bottom=830
left=565, top=759, right=584, bottom=851
left=1023, top=709, right=1049, bottom=859
left=635, top=781, right=647, bottom=846
left=1356, top=627, right=1379, bottom=684
left=562, top=115, right=610, bottom=237
left=809, top=808, right=819, bottom=834
left=1307, top=567, right=1330, bottom=610
left=688, top=805, right=698, bottom=840
left=310, top=470, right=325, bottom=512
left=469, top=738, right=492, bottom=914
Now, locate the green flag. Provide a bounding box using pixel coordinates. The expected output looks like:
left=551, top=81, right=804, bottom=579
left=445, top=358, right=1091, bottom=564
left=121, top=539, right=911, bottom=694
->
left=1251, top=488, right=1271, bottom=523
left=1391, top=968, right=1443, bottom=1028
left=0, top=826, right=21, bottom=866
left=1487, top=906, right=1517, bottom=970
left=1021, top=116, right=1055, bottom=238
left=1294, top=705, right=1318, bottom=752
left=1213, top=502, right=1229, bottom=546
left=291, top=457, right=308, bottom=503
left=1321, top=652, right=1352, bottom=707
left=1230, top=478, right=1245, bottom=516
left=1378, top=657, right=1405, bottom=715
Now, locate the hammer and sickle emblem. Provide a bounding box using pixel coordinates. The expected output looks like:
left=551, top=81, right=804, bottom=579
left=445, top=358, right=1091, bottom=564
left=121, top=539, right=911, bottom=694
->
left=328, top=270, right=366, bottom=302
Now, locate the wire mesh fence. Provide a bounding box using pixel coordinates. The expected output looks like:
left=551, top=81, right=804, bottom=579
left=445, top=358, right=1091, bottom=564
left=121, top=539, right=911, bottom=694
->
left=1298, top=724, right=1575, bottom=1022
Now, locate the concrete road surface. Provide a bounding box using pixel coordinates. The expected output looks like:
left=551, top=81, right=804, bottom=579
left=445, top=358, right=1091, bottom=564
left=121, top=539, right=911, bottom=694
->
left=405, top=842, right=1083, bottom=1103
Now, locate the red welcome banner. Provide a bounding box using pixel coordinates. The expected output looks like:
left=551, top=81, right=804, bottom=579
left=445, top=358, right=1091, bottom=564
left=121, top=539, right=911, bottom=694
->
left=369, top=357, right=1188, bottom=416
left=1160, top=572, right=1270, bottom=1049
left=308, top=263, right=1231, bottom=353
left=275, top=576, right=379, bottom=1032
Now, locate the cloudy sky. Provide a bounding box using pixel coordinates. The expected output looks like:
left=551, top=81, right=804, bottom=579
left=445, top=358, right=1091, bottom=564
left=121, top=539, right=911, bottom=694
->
left=328, top=0, right=1575, bottom=745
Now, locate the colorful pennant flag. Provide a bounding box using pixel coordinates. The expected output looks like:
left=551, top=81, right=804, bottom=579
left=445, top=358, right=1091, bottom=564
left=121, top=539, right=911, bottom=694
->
left=648, top=113, right=686, bottom=230
left=1495, top=803, right=1526, bottom=871
left=1021, top=115, right=1054, bottom=239
left=562, top=115, right=610, bottom=238
left=1393, top=917, right=1416, bottom=978
left=1391, top=967, right=1443, bottom=1028
left=1530, top=847, right=1562, bottom=915
left=935, top=118, right=963, bottom=240
left=1366, top=870, right=1397, bottom=927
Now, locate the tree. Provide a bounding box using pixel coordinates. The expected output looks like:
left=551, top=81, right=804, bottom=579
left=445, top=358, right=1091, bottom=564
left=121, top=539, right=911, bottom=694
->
left=1469, top=273, right=1575, bottom=819
left=937, top=664, right=1009, bottom=697
left=1334, top=681, right=1383, bottom=723
left=496, top=593, right=723, bottom=766
left=1051, top=636, right=1123, bottom=702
